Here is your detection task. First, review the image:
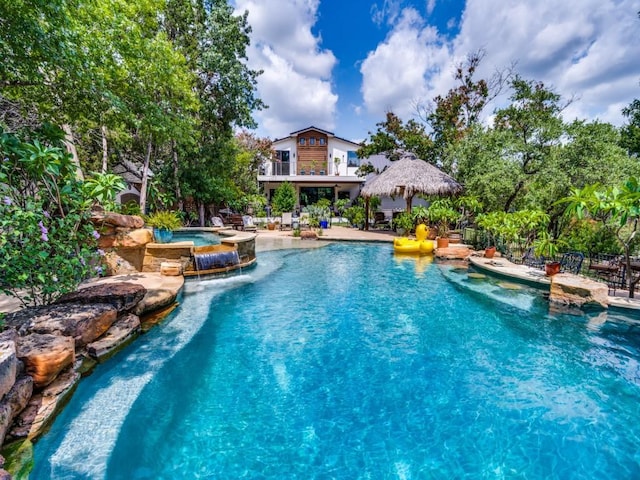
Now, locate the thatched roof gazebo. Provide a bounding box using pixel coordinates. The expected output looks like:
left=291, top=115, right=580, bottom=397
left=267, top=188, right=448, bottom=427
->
left=360, top=153, right=463, bottom=229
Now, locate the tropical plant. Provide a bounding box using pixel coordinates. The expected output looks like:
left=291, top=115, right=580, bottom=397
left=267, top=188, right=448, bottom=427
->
left=344, top=205, right=366, bottom=228
left=393, top=212, right=414, bottom=234
left=334, top=198, right=349, bottom=218
left=427, top=200, right=460, bottom=237
left=82, top=172, right=126, bottom=212
left=271, top=181, right=296, bottom=215
left=0, top=129, right=102, bottom=306
left=558, top=178, right=640, bottom=297
left=145, top=210, right=182, bottom=231
left=533, top=231, right=559, bottom=260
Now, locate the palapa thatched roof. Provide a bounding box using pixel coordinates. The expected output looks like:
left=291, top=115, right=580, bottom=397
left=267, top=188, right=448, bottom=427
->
left=361, top=153, right=462, bottom=201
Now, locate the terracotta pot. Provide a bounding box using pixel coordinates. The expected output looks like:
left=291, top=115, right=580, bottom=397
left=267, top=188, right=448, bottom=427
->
left=484, top=246, right=496, bottom=258
left=436, top=237, right=449, bottom=249
left=545, top=261, right=561, bottom=276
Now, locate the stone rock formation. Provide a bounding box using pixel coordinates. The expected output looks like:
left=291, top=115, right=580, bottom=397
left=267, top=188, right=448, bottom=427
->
left=91, top=212, right=144, bottom=229
left=435, top=246, right=473, bottom=260
left=5, top=303, right=118, bottom=347
left=16, top=334, right=74, bottom=388
left=56, top=282, right=146, bottom=313
left=87, top=314, right=141, bottom=362
left=550, top=274, right=609, bottom=309
left=7, top=369, right=80, bottom=442
left=0, top=377, right=34, bottom=445
left=0, top=332, right=18, bottom=401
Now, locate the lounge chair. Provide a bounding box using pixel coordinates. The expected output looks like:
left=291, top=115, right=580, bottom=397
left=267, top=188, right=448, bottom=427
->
left=210, top=216, right=224, bottom=228
left=242, top=215, right=257, bottom=232
left=280, top=212, right=293, bottom=230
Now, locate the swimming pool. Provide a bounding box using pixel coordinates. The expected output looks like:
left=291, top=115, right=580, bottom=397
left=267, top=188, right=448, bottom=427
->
left=33, top=243, right=640, bottom=478
left=171, top=230, right=221, bottom=246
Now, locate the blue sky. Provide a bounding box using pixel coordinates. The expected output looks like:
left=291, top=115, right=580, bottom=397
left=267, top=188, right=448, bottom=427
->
left=233, top=0, right=640, bottom=143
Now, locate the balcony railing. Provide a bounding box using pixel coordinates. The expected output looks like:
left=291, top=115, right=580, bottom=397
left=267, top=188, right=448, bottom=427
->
left=270, top=161, right=290, bottom=176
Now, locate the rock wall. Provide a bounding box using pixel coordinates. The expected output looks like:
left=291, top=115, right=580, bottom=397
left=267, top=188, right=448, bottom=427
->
left=0, top=279, right=181, bottom=476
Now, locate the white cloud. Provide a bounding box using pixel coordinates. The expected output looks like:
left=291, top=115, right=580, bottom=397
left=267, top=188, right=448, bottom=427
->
left=360, top=7, right=450, bottom=118
left=359, top=0, right=640, bottom=130
left=234, top=0, right=338, bottom=137
left=450, top=0, right=640, bottom=124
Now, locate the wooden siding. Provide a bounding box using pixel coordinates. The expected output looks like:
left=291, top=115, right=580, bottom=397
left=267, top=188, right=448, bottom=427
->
left=296, top=130, right=328, bottom=174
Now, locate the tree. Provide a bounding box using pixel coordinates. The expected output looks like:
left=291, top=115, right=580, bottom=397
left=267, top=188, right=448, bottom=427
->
left=357, top=112, right=433, bottom=161
left=559, top=179, right=640, bottom=298
left=621, top=96, right=640, bottom=158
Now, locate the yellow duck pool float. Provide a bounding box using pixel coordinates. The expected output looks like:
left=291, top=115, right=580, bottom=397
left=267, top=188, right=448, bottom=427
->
left=393, top=224, right=434, bottom=254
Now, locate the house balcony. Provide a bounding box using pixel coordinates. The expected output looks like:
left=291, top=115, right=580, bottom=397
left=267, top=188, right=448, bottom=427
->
left=258, top=161, right=362, bottom=184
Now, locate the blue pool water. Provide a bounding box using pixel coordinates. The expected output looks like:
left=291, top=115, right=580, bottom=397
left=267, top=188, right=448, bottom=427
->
left=171, top=230, right=221, bottom=246
left=33, top=244, right=640, bottom=479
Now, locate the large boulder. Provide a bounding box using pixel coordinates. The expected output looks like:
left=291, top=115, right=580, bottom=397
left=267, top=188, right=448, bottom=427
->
left=435, top=246, right=473, bottom=260
left=4, top=303, right=118, bottom=347
left=7, top=369, right=79, bottom=442
left=16, top=334, right=74, bottom=388
left=550, top=273, right=609, bottom=309
left=0, top=377, right=33, bottom=445
left=91, top=212, right=144, bottom=229
left=98, top=227, right=153, bottom=250
left=0, top=331, right=18, bottom=401
left=87, top=313, right=141, bottom=362
left=56, top=282, right=146, bottom=314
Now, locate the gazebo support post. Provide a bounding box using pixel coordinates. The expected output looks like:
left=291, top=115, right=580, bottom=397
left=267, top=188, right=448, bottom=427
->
left=365, top=197, right=370, bottom=231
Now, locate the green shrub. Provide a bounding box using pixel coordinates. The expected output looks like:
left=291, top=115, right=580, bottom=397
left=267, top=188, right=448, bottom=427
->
left=145, top=210, right=183, bottom=230
left=0, top=127, right=102, bottom=307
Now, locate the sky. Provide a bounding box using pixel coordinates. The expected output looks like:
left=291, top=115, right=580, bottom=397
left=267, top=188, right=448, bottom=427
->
left=232, top=0, right=640, bottom=143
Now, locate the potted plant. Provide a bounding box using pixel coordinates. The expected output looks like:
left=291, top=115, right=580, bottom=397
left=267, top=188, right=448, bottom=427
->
left=145, top=210, right=182, bottom=243
left=534, top=231, right=560, bottom=276
left=393, top=212, right=414, bottom=236
left=427, top=201, right=460, bottom=248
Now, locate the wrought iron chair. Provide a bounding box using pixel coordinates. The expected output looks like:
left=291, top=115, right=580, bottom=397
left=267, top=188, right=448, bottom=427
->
left=559, top=252, right=584, bottom=274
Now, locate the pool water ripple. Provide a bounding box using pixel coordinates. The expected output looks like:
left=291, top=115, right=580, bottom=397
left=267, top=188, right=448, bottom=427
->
left=33, top=244, right=640, bottom=479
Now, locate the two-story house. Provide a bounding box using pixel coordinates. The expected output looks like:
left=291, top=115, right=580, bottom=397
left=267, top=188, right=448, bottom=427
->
left=259, top=126, right=365, bottom=209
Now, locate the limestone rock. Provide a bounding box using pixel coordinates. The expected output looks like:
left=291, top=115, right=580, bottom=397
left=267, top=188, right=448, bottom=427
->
left=0, top=336, right=17, bottom=401
left=16, top=334, right=75, bottom=388
left=160, top=262, right=182, bottom=276
left=57, top=282, right=146, bottom=314
left=550, top=273, right=609, bottom=309
left=5, top=303, right=118, bottom=347
left=7, top=369, right=79, bottom=442
left=87, top=314, right=141, bottom=362
left=435, top=246, right=473, bottom=260
left=0, top=377, right=33, bottom=445
left=91, top=212, right=144, bottom=229
left=103, top=251, right=140, bottom=275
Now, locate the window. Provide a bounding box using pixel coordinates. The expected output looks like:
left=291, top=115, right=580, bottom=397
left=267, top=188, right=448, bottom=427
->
left=319, top=138, right=326, bottom=145
left=299, top=138, right=305, bottom=145
left=310, top=138, right=316, bottom=145
left=347, top=151, right=360, bottom=167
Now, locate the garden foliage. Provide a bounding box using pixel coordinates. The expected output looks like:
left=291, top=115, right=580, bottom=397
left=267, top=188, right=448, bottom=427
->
left=0, top=128, right=102, bottom=306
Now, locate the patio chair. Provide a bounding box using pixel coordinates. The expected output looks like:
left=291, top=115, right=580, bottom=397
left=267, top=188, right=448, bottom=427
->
left=559, top=252, right=584, bottom=274
left=280, top=212, right=293, bottom=230
left=522, top=247, right=545, bottom=270
left=373, top=211, right=391, bottom=230
left=210, top=216, right=224, bottom=228
left=242, top=215, right=257, bottom=232
left=299, top=212, right=310, bottom=229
